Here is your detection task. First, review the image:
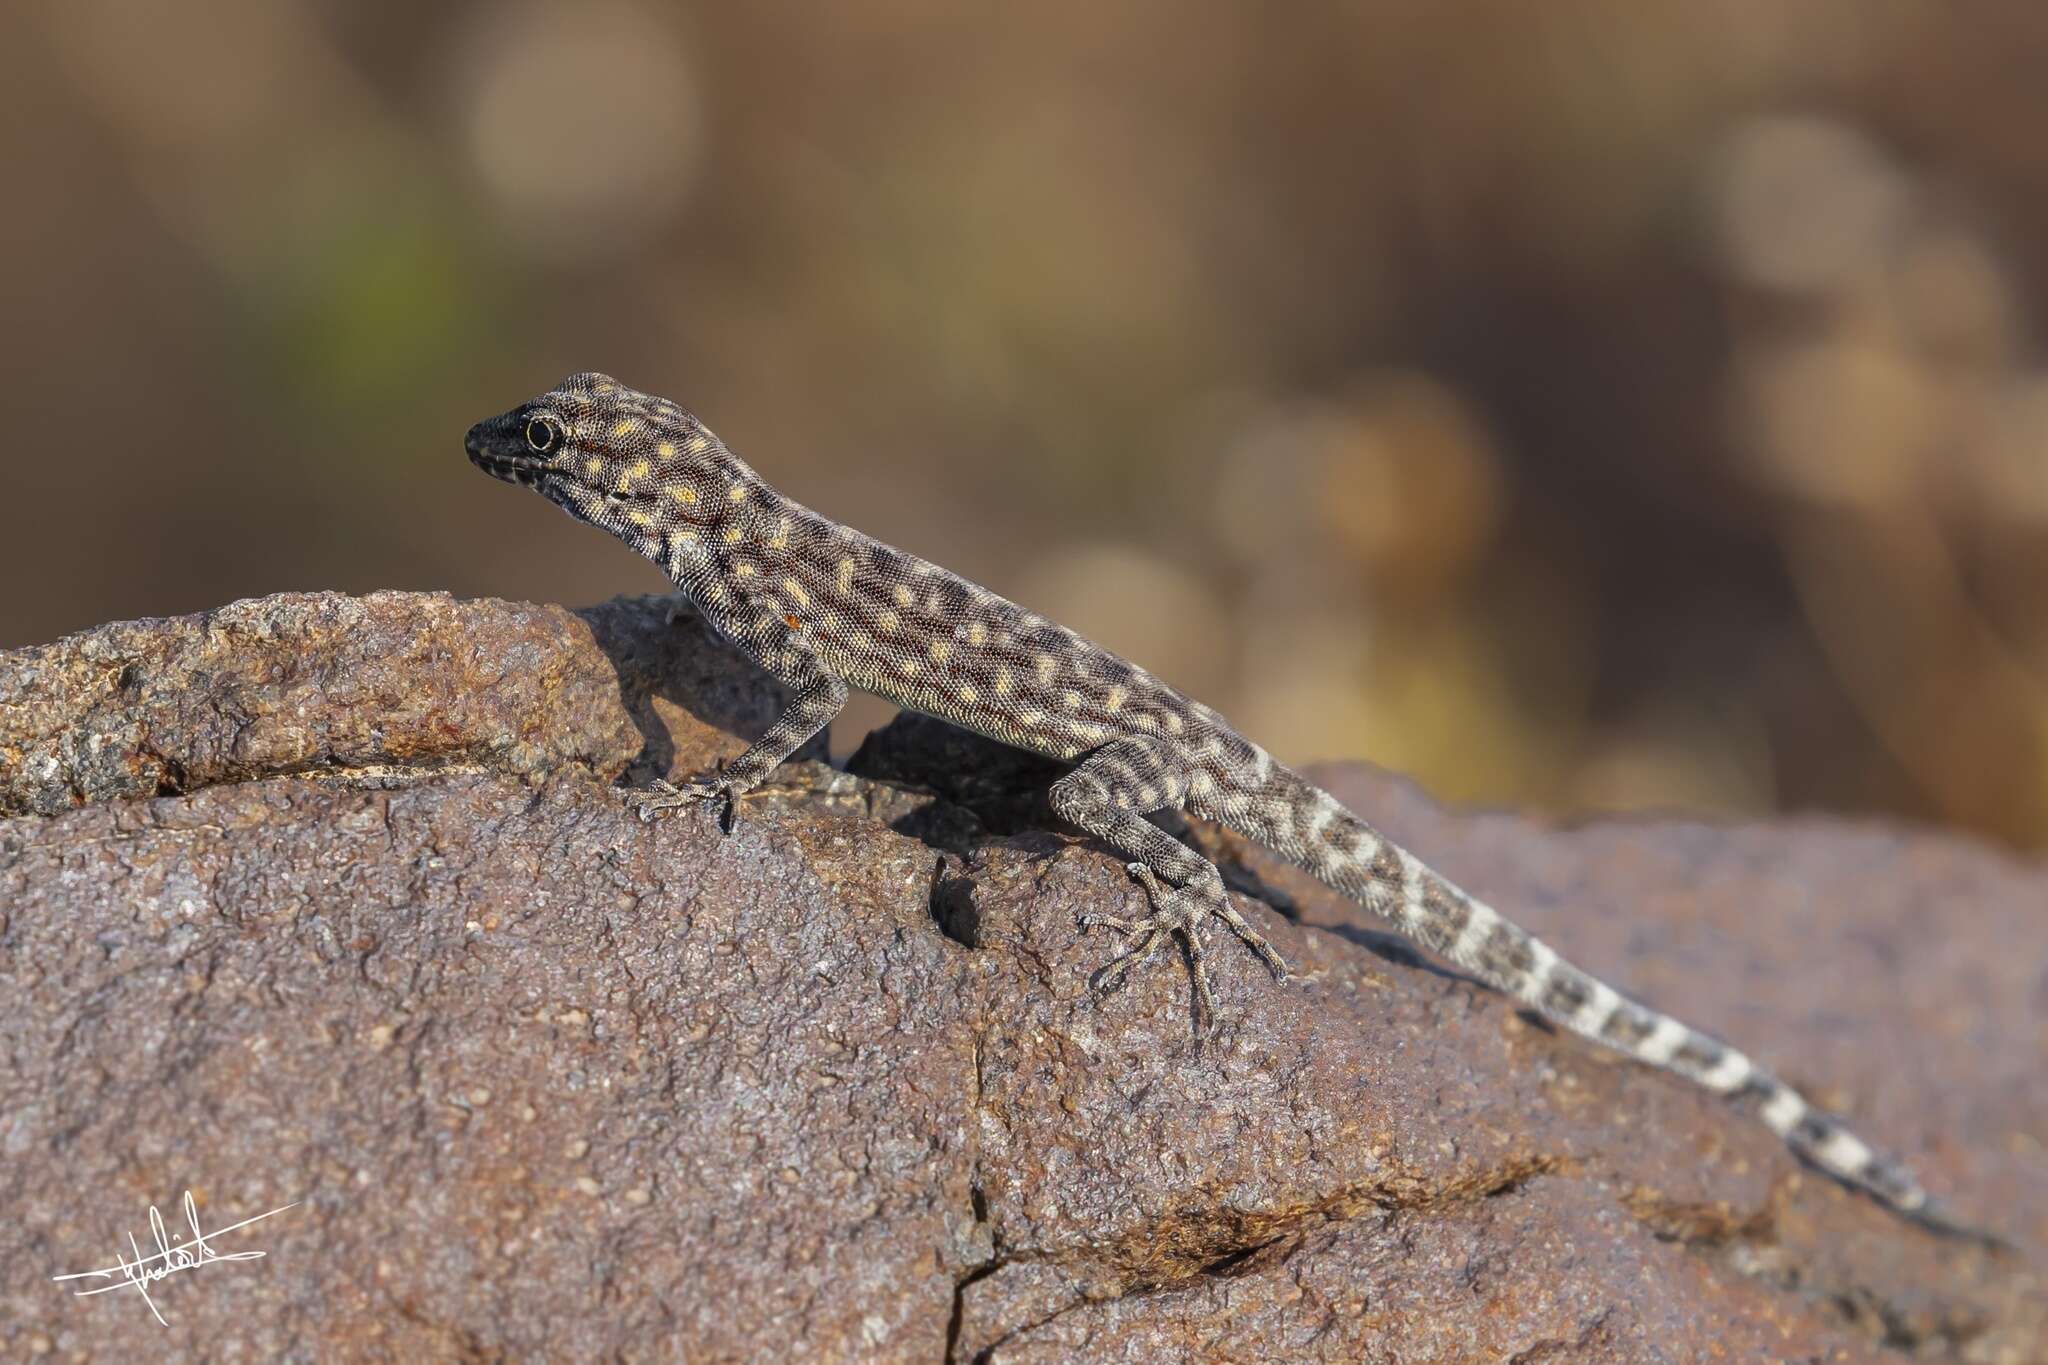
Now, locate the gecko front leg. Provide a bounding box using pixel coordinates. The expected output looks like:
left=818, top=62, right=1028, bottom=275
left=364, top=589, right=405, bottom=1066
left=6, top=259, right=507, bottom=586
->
left=1050, top=738, right=1289, bottom=1032
left=638, top=661, right=847, bottom=833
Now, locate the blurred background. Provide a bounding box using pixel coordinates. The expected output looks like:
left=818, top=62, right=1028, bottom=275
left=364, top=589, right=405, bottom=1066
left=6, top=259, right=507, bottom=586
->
left=4, top=1, right=2046, bottom=847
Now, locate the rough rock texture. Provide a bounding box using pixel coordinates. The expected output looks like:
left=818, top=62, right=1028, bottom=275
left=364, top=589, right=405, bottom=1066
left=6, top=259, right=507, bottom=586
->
left=1, top=592, right=2042, bottom=1362
left=0, top=590, right=820, bottom=817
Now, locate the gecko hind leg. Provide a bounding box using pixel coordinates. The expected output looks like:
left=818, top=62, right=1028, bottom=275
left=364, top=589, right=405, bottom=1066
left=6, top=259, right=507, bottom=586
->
left=1053, top=740, right=1289, bottom=1034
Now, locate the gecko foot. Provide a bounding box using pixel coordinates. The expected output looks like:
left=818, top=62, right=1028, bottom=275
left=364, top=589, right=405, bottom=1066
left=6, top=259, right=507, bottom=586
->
left=634, top=776, right=740, bottom=834
left=1078, top=864, right=1290, bottom=1034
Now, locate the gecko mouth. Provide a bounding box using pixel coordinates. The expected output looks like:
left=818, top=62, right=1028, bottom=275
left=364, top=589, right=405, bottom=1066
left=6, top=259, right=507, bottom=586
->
left=464, top=422, right=552, bottom=487
left=468, top=449, right=550, bottom=486
left=473, top=455, right=667, bottom=514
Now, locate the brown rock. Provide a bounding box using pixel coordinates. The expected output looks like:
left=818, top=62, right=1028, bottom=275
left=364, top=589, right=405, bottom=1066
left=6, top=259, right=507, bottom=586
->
left=0, top=590, right=818, bottom=817
left=0, top=592, right=2041, bottom=1361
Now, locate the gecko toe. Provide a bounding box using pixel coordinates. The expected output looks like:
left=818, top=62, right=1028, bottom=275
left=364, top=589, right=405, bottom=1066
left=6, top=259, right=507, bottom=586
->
left=1215, top=902, right=1291, bottom=979
left=1088, top=925, right=1166, bottom=992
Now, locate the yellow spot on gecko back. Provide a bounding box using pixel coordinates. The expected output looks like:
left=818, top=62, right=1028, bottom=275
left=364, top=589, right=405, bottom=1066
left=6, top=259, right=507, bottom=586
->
left=1035, top=655, right=1057, bottom=684
left=1164, top=713, right=1185, bottom=734
left=724, top=527, right=744, bottom=543
left=965, top=621, right=987, bottom=646
left=1104, top=686, right=1127, bottom=713
left=837, top=559, right=856, bottom=593
left=657, top=442, right=676, bottom=458
left=611, top=418, right=640, bottom=437
left=628, top=460, right=650, bottom=480
left=783, top=578, right=810, bottom=607
left=929, top=640, right=951, bottom=664
left=993, top=669, right=1013, bottom=696
left=959, top=684, right=979, bottom=702
left=735, top=562, right=756, bottom=576
left=893, top=584, right=914, bottom=608
left=586, top=459, right=604, bottom=476
left=670, top=486, right=698, bottom=504
left=1061, top=690, right=1082, bottom=710
left=876, top=608, right=899, bottom=631
left=728, top=485, right=748, bottom=502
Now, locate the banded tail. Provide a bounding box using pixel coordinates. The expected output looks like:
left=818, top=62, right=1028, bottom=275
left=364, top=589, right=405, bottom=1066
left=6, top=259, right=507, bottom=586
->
left=1214, top=762, right=1956, bottom=1228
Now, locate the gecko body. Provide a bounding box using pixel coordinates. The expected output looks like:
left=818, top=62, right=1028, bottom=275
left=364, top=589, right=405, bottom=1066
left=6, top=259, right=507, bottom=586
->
left=467, top=371, right=1959, bottom=1230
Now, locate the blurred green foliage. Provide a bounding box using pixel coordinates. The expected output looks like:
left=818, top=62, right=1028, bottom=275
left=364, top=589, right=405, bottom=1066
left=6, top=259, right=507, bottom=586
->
left=4, top=0, right=2046, bottom=847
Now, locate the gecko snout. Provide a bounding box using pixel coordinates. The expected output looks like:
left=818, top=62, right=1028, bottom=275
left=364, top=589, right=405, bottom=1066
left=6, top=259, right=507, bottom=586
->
left=465, top=414, right=550, bottom=487
left=464, top=420, right=507, bottom=479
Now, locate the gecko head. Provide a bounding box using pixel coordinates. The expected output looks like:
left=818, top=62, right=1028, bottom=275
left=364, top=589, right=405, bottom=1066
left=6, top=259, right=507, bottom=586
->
left=465, top=372, right=723, bottom=547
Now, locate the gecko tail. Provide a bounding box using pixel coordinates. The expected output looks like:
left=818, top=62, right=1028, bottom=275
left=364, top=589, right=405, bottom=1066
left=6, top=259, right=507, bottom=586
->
left=1225, top=765, right=1959, bottom=1227
left=1423, top=888, right=1946, bottom=1225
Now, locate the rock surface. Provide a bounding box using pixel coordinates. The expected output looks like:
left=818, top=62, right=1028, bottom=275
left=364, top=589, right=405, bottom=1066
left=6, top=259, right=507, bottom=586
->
left=1, top=592, right=2042, bottom=1362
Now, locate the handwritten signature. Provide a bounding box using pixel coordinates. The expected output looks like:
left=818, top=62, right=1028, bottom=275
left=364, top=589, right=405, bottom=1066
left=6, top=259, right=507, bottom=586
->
left=51, top=1190, right=297, bottom=1326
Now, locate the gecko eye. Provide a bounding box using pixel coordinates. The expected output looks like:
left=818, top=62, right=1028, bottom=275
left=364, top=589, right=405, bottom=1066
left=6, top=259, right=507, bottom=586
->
left=524, top=417, right=560, bottom=454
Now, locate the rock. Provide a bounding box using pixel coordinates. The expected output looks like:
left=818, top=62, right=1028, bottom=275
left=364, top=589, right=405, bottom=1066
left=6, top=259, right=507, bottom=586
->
left=1, top=592, right=2041, bottom=1361
left=0, top=590, right=819, bottom=817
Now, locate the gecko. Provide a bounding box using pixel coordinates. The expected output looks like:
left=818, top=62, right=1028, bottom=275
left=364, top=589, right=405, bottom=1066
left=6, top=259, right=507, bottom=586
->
left=466, top=371, right=1967, bottom=1234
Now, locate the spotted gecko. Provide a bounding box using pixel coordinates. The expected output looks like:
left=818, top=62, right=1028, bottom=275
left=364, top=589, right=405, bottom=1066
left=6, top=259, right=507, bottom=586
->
left=467, top=371, right=1964, bottom=1231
